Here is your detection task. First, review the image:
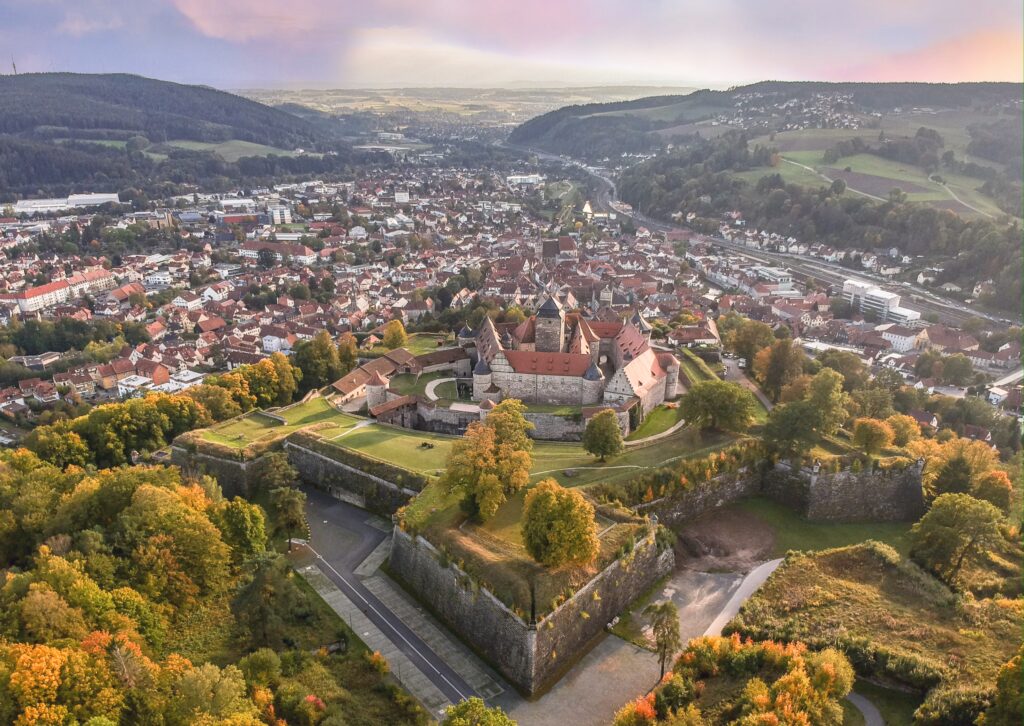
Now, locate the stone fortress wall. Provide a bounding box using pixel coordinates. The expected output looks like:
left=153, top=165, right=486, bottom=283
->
left=388, top=525, right=674, bottom=695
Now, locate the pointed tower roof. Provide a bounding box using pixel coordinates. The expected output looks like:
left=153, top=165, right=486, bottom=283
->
left=583, top=360, right=604, bottom=381
left=366, top=371, right=388, bottom=387
left=537, top=295, right=562, bottom=319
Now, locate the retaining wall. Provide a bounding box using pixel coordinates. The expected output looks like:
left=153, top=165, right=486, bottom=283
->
left=634, top=469, right=762, bottom=527
left=284, top=439, right=419, bottom=515
left=389, top=526, right=673, bottom=695
left=635, top=460, right=924, bottom=526
left=170, top=445, right=257, bottom=498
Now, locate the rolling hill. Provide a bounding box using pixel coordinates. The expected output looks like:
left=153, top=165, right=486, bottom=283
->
left=509, top=81, right=1021, bottom=163
left=0, top=72, right=321, bottom=149
left=0, top=73, right=358, bottom=198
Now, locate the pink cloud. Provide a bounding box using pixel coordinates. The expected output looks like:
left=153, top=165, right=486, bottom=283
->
left=835, top=29, right=1024, bottom=82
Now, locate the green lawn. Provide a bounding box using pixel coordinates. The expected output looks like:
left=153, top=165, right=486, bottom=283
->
left=735, top=498, right=913, bottom=557
left=626, top=403, right=684, bottom=441
left=679, top=349, right=719, bottom=385
left=332, top=425, right=453, bottom=474
left=199, top=412, right=282, bottom=449
left=363, top=333, right=451, bottom=357
left=523, top=402, right=582, bottom=415
left=433, top=381, right=461, bottom=400
left=386, top=371, right=450, bottom=397
left=165, top=139, right=303, bottom=162
left=199, top=398, right=360, bottom=448
left=853, top=679, right=922, bottom=725
left=734, top=162, right=824, bottom=188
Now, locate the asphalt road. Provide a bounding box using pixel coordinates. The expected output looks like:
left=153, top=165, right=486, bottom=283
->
left=723, top=358, right=773, bottom=411
left=301, top=486, right=477, bottom=705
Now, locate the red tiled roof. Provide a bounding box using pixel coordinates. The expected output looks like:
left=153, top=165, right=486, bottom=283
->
left=503, top=350, right=592, bottom=377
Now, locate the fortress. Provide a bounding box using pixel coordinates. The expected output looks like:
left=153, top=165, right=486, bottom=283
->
left=466, top=294, right=680, bottom=414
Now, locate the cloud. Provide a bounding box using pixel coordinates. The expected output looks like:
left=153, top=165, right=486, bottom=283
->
left=835, top=29, right=1024, bottom=82
left=3, top=0, right=1022, bottom=86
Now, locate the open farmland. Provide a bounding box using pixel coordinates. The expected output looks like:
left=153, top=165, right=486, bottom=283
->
left=748, top=123, right=1013, bottom=218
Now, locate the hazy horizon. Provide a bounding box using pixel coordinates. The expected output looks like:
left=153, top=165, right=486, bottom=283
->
left=2, top=0, right=1021, bottom=88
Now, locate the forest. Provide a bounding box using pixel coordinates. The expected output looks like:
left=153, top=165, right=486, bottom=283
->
left=0, top=138, right=364, bottom=200
left=0, top=73, right=323, bottom=148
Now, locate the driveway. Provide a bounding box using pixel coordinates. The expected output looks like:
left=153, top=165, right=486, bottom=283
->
left=724, top=359, right=773, bottom=411
left=301, top=486, right=477, bottom=705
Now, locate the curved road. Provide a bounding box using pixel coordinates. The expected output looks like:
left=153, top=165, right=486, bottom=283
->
left=847, top=693, right=885, bottom=726
left=301, top=486, right=476, bottom=705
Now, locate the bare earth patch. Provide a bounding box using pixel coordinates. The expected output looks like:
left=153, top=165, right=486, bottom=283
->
left=674, top=507, right=775, bottom=572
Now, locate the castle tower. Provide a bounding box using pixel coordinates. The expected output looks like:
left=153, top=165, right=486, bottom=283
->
left=457, top=324, right=475, bottom=348
left=472, top=356, right=493, bottom=400
left=582, top=360, right=605, bottom=405
left=365, top=371, right=388, bottom=410
left=534, top=295, right=565, bottom=353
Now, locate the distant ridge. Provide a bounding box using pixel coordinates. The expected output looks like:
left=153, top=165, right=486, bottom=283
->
left=0, top=72, right=322, bottom=148
left=509, top=80, right=1021, bottom=159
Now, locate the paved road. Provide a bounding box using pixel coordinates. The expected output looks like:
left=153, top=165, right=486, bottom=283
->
left=723, top=359, right=773, bottom=412
left=301, top=486, right=477, bottom=705
left=702, top=558, right=784, bottom=636
left=847, top=692, right=885, bottom=726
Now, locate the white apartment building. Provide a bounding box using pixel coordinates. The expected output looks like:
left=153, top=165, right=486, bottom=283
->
left=842, top=279, right=921, bottom=324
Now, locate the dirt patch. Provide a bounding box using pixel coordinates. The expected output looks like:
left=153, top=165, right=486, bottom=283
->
left=822, top=167, right=931, bottom=195
left=673, top=507, right=775, bottom=572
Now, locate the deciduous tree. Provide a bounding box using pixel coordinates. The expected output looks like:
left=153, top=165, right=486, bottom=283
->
left=852, top=418, right=894, bottom=456
left=582, top=409, right=624, bottom=462
left=753, top=339, right=805, bottom=402
left=381, top=320, right=408, bottom=349
left=910, top=493, right=1002, bottom=585
left=521, top=479, right=598, bottom=568
left=441, top=697, right=516, bottom=726
left=804, top=368, right=849, bottom=436
left=886, top=413, right=921, bottom=447
left=679, top=380, right=757, bottom=432
left=442, top=401, right=533, bottom=521
left=269, top=486, right=307, bottom=551
left=764, top=401, right=818, bottom=461
left=644, top=600, right=681, bottom=680
left=292, top=331, right=341, bottom=391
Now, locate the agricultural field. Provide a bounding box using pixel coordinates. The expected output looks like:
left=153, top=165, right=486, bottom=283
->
left=164, top=139, right=305, bottom=162
left=748, top=122, right=1012, bottom=219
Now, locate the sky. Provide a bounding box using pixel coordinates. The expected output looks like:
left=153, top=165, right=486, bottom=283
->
left=1, top=0, right=1022, bottom=89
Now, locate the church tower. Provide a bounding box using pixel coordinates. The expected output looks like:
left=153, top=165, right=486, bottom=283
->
left=534, top=295, right=565, bottom=353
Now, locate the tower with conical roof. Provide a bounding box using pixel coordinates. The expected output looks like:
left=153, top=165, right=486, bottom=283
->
left=365, top=370, right=388, bottom=410
left=534, top=294, right=565, bottom=353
